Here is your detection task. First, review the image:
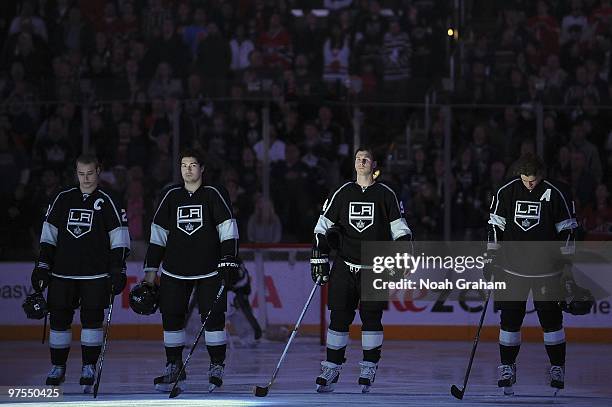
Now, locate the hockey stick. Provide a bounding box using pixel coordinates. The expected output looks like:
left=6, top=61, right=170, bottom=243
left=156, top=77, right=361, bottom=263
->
left=93, top=293, right=115, bottom=398
left=169, top=281, right=226, bottom=399
left=450, top=288, right=492, bottom=400
left=42, top=313, right=47, bottom=344
left=254, top=280, right=320, bottom=397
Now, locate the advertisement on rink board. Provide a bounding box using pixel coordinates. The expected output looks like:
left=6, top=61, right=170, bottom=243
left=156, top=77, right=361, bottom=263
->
left=1, top=261, right=610, bottom=330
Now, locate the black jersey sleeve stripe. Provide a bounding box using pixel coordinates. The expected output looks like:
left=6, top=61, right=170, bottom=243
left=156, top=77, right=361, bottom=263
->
left=543, top=180, right=576, bottom=221
left=322, top=182, right=352, bottom=217
left=98, top=190, right=123, bottom=225
left=205, top=186, right=234, bottom=218
left=153, top=187, right=182, bottom=221
left=492, top=178, right=520, bottom=215
left=45, top=187, right=77, bottom=222
left=378, top=183, right=402, bottom=218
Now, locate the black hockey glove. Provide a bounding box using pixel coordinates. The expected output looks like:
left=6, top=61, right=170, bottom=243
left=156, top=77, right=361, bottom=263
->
left=483, top=251, right=501, bottom=282
left=217, top=255, right=240, bottom=283
left=31, top=265, right=50, bottom=292
left=109, top=267, right=127, bottom=296
left=310, top=247, right=330, bottom=285
left=559, top=275, right=595, bottom=315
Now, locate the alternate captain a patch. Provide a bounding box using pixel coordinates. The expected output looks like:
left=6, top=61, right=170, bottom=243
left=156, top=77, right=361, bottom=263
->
left=177, top=205, right=203, bottom=235
left=514, top=200, right=541, bottom=231
left=349, top=202, right=374, bottom=232
left=67, top=209, right=94, bottom=238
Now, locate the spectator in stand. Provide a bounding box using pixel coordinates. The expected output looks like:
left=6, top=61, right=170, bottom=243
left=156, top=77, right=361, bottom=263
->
left=382, top=18, right=412, bottom=98
left=258, top=12, right=292, bottom=70
left=571, top=149, right=597, bottom=211
left=147, top=61, right=183, bottom=99
left=253, top=125, right=285, bottom=164
left=581, top=184, right=612, bottom=238
left=526, top=0, right=560, bottom=58
left=292, top=11, right=324, bottom=78
left=568, top=119, right=603, bottom=183
left=196, top=22, right=231, bottom=97
left=248, top=195, right=282, bottom=243
left=230, top=24, right=254, bottom=72
left=146, top=18, right=191, bottom=79
left=142, top=0, right=172, bottom=40
left=561, top=0, right=590, bottom=44
left=322, top=23, right=350, bottom=94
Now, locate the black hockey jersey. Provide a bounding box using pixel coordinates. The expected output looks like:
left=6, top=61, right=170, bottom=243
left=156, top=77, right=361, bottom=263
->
left=314, top=181, right=412, bottom=264
left=488, top=177, right=577, bottom=276
left=38, top=187, right=131, bottom=279
left=143, top=184, right=238, bottom=279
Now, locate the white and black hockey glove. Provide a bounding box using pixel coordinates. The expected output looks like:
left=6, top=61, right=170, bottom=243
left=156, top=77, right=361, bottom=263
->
left=310, top=247, right=330, bottom=285
left=217, top=255, right=241, bottom=283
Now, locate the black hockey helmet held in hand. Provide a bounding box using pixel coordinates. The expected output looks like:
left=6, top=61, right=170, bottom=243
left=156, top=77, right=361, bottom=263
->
left=559, top=281, right=595, bottom=315
left=129, top=282, right=160, bottom=315
left=23, top=291, right=48, bottom=320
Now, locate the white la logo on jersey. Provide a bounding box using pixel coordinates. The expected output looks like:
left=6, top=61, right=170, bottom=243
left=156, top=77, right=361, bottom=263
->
left=67, top=209, right=94, bottom=238
left=177, top=205, right=203, bottom=235
left=349, top=202, right=374, bottom=232
left=514, top=200, right=541, bottom=231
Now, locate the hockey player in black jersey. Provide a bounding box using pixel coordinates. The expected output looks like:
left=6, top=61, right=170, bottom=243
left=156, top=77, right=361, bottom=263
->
left=310, top=147, right=413, bottom=393
left=30, top=154, right=130, bottom=392
left=141, top=149, right=239, bottom=393
left=487, top=154, right=577, bottom=395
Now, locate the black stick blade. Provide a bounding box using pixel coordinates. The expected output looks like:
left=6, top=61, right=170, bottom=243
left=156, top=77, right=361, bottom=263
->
left=254, top=385, right=269, bottom=397
left=450, top=385, right=464, bottom=400
left=169, top=386, right=182, bottom=399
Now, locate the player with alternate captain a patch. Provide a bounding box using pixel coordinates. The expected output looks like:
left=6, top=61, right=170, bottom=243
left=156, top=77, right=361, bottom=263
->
left=141, top=148, right=239, bottom=393
left=310, top=146, right=413, bottom=393
left=28, top=154, right=130, bottom=392
left=486, top=154, right=583, bottom=396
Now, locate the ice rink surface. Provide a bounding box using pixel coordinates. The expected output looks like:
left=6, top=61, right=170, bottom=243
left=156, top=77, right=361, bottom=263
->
left=1, top=338, right=611, bottom=407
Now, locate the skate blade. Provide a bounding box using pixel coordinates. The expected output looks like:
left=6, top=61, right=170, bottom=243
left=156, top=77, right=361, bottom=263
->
left=208, top=384, right=218, bottom=393
left=155, top=381, right=185, bottom=393
left=361, top=384, right=371, bottom=393
left=553, top=388, right=563, bottom=397
left=503, top=385, right=514, bottom=396
left=316, top=384, right=335, bottom=393
left=82, top=384, right=93, bottom=394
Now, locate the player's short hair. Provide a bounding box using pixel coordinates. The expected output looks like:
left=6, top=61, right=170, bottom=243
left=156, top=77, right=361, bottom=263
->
left=180, top=148, right=205, bottom=167
left=515, top=153, right=545, bottom=177
left=76, top=153, right=100, bottom=169
left=355, top=146, right=376, bottom=162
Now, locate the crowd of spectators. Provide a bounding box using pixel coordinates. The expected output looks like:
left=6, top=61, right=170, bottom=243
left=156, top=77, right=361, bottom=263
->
left=0, top=0, right=610, bottom=260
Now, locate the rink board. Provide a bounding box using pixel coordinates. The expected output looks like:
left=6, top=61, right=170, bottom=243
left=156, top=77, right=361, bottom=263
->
left=1, top=261, right=611, bottom=341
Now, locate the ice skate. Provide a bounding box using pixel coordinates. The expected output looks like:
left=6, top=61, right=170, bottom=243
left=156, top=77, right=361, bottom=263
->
left=358, top=361, right=377, bottom=393
left=45, top=365, right=66, bottom=386
left=315, top=361, right=341, bottom=393
left=498, top=363, right=516, bottom=395
left=153, top=361, right=186, bottom=392
left=208, top=363, right=225, bottom=392
left=79, top=364, right=95, bottom=393
left=550, top=365, right=564, bottom=396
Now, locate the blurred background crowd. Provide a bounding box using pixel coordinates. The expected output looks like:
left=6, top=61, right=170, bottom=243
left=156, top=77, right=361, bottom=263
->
left=0, top=0, right=611, bottom=260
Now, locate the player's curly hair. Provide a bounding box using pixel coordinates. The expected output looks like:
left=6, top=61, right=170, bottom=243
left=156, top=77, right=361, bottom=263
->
left=515, top=153, right=545, bottom=176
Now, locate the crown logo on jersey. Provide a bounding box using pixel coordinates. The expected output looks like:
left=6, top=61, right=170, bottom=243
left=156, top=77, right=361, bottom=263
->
left=177, top=205, right=203, bottom=235
left=66, top=209, right=94, bottom=238
left=349, top=202, right=374, bottom=233
left=521, top=219, right=530, bottom=228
